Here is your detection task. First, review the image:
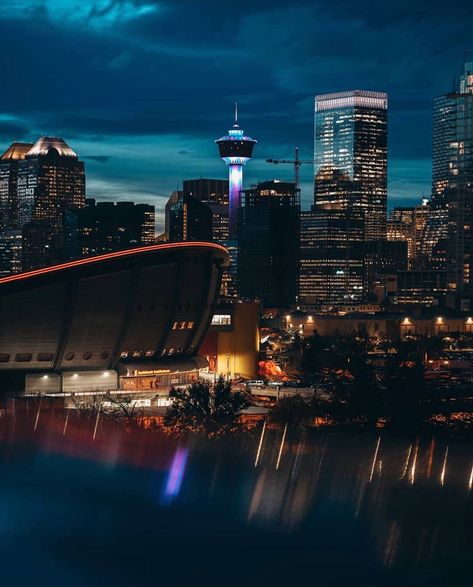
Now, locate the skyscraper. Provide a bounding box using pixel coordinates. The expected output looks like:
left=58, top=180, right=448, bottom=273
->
left=433, top=60, right=473, bottom=200
left=181, top=178, right=229, bottom=242
left=431, top=59, right=473, bottom=308
left=300, top=90, right=387, bottom=306
left=314, top=90, right=388, bottom=241
left=238, top=180, right=300, bottom=308
left=164, top=191, right=213, bottom=242
left=18, top=137, right=85, bottom=227
left=299, top=209, right=364, bottom=306
left=18, top=137, right=86, bottom=269
left=387, top=199, right=431, bottom=268
left=216, top=106, right=256, bottom=239
left=0, top=142, right=34, bottom=232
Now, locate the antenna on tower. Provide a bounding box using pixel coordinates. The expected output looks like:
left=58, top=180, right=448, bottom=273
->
left=234, top=102, right=238, bottom=126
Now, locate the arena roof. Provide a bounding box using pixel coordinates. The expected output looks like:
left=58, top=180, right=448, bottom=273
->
left=0, top=242, right=229, bottom=374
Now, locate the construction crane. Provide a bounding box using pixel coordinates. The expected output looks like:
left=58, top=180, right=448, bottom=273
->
left=266, top=147, right=312, bottom=190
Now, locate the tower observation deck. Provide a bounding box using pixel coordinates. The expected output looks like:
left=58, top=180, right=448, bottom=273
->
left=216, top=105, right=257, bottom=239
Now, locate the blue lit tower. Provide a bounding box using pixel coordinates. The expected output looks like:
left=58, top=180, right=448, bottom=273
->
left=216, top=104, right=257, bottom=239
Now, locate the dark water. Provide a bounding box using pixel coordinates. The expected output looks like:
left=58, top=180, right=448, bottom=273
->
left=0, top=414, right=471, bottom=586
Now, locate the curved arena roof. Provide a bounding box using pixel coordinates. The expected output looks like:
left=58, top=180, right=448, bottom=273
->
left=0, top=242, right=229, bottom=373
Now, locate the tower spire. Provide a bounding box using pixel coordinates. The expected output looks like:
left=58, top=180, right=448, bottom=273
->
left=216, top=106, right=257, bottom=239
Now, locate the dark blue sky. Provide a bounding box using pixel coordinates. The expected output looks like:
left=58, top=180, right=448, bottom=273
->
left=0, top=0, right=471, bottom=232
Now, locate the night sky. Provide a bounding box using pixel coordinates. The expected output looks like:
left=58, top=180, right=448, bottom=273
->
left=0, top=0, right=471, bottom=232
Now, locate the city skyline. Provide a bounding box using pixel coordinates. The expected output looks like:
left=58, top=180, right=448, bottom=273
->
left=0, top=1, right=472, bottom=232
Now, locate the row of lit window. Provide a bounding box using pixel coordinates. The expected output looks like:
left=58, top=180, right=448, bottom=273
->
left=172, top=321, right=194, bottom=330
left=120, top=350, right=155, bottom=359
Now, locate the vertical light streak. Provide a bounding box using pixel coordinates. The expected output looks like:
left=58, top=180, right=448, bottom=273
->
left=63, top=409, right=70, bottom=435
left=93, top=401, right=102, bottom=440
left=402, top=444, right=412, bottom=479
left=34, top=396, right=42, bottom=432
left=164, top=447, right=188, bottom=499
left=254, top=420, right=266, bottom=467
left=369, top=436, right=381, bottom=483
left=410, top=440, right=419, bottom=485
left=275, top=423, right=287, bottom=470
left=427, top=436, right=435, bottom=479
left=440, top=446, right=449, bottom=486
left=468, top=464, right=473, bottom=491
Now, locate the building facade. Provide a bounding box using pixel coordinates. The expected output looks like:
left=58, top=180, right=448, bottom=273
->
left=182, top=178, right=228, bottom=205
left=65, top=199, right=155, bottom=259
left=299, top=208, right=364, bottom=306
left=238, top=181, right=300, bottom=308
left=0, top=242, right=229, bottom=394
left=0, top=142, right=34, bottom=232
left=430, top=59, right=473, bottom=308
left=164, top=191, right=213, bottom=243
left=15, top=137, right=86, bottom=270
left=200, top=300, right=260, bottom=378
left=314, top=90, right=388, bottom=241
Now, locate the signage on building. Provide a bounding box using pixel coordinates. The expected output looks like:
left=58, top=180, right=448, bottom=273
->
left=132, top=369, right=171, bottom=376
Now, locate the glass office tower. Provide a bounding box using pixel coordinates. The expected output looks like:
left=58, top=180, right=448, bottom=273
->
left=430, top=59, right=473, bottom=307
left=314, top=90, right=388, bottom=241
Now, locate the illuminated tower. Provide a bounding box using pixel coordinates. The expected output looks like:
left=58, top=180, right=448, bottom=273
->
left=216, top=105, right=257, bottom=238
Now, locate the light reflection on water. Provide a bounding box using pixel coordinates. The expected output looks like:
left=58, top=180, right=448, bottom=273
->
left=0, top=412, right=471, bottom=586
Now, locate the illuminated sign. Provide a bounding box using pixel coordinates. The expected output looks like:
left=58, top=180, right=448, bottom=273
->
left=133, top=369, right=171, bottom=376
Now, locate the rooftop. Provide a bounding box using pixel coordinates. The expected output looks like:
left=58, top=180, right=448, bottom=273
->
left=26, top=136, right=78, bottom=158
left=1, top=142, right=34, bottom=161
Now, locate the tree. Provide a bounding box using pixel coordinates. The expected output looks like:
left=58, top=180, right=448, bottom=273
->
left=70, top=393, right=144, bottom=429
left=164, top=377, right=250, bottom=438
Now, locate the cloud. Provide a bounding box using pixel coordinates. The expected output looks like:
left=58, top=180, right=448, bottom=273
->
left=0, top=0, right=471, bottom=217
left=0, top=1, right=159, bottom=28
left=0, top=121, right=31, bottom=142
left=83, top=155, right=112, bottom=163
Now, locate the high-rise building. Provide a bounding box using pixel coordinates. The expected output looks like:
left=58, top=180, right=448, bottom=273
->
left=0, top=230, right=22, bottom=276
left=433, top=60, right=473, bottom=201
left=65, top=199, right=155, bottom=259
left=216, top=107, right=256, bottom=239
left=16, top=137, right=86, bottom=269
left=182, top=179, right=228, bottom=205
left=18, top=137, right=85, bottom=229
left=178, top=179, right=230, bottom=243
left=430, top=59, right=473, bottom=308
left=164, top=192, right=212, bottom=243
left=238, top=180, right=299, bottom=308
left=314, top=90, right=388, bottom=241
left=206, top=202, right=229, bottom=243
left=299, top=208, right=364, bottom=306
left=0, top=142, right=34, bottom=232
left=387, top=199, right=431, bottom=268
